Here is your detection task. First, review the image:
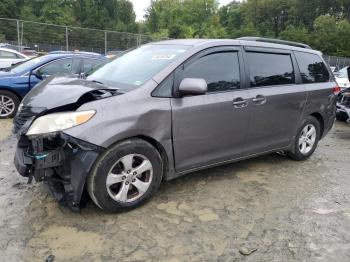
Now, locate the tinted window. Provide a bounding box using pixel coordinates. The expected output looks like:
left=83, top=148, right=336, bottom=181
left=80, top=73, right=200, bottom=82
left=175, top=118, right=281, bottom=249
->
left=247, top=52, right=295, bottom=87
left=182, top=52, right=240, bottom=92
left=0, top=50, right=17, bottom=59
left=39, top=58, right=73, bottom=75
left=295, top=52, right=330, bottom=83
left=82, top=58, right=103, bottom=73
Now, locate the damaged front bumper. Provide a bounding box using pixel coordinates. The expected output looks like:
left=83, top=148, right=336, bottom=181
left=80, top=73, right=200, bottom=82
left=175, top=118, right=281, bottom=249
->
left=14, top=132, right=103, bottom=211
left=336, top=104, right=350, bottom=122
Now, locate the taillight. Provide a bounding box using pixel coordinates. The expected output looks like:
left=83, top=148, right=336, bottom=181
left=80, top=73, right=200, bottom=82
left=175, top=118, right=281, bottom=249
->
left=333, top=85, right=341, bottom=95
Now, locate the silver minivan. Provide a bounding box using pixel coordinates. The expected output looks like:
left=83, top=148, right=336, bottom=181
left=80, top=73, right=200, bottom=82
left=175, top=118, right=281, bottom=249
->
left=14, top=38, right=338, bottom=212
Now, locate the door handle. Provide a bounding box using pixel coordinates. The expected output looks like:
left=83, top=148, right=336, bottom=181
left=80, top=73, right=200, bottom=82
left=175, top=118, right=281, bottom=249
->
left=252, top=95, right=266, bottom=105
left=233, top=97, right=248, bottom=108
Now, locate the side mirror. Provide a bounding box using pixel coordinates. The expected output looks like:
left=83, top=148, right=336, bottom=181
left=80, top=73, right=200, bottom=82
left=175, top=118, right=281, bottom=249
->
left=179, top=78, right=207, bottom=96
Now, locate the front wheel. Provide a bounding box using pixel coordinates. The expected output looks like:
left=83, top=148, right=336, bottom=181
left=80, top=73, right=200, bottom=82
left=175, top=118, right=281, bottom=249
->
left=287, top=116, right=320, bottom=161
left=0, top=90, right=19, bottom=119
left=87, top=139, right=163, bottom=212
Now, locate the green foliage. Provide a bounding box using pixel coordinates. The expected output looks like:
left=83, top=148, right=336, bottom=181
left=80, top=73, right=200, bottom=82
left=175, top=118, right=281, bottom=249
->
left=143, top=0, right=350, bottom=56
left=0, top=0, right=137, bottom=31
left=145, top=0, right=225, bottom=38
left=0, top=0, right=350, bottom=56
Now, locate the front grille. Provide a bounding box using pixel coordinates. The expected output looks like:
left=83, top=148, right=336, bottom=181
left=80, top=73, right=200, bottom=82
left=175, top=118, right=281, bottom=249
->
left=13, top=106, right=37, bottom=134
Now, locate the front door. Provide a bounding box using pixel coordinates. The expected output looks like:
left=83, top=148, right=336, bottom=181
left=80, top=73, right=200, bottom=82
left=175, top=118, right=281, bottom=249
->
left=171, top=47, right=251, bottom=172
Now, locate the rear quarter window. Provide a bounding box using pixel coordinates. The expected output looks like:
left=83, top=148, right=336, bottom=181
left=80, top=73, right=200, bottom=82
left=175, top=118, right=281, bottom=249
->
left=295, top=52, right=330, bottom=83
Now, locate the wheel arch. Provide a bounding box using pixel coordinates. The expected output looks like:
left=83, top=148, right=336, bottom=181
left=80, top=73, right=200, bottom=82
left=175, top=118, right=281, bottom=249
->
left=310, top=112, right=324, bottom=138
left=104, top=135, right=171, bottom=181
left=136, top=135, right=170, bottom=180
left=0, top=87, right=23, bottom=101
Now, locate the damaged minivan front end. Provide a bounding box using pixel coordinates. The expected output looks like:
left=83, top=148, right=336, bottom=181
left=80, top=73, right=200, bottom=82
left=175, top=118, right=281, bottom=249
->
left=13, top=77, right=120, bottom=211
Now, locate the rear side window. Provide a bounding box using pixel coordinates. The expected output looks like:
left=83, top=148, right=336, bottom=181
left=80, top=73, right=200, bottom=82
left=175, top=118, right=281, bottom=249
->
left=182, top=52, right=240, bottom=92
left=0, top=50, right=17, bottom=59
left=247, top=52, right=295, bottom=87
left=295, top=52, right=330, bottom=83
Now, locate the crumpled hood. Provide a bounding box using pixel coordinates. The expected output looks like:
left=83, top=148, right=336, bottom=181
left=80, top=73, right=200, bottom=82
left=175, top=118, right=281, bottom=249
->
left=22, top=76, right=120, bottom=110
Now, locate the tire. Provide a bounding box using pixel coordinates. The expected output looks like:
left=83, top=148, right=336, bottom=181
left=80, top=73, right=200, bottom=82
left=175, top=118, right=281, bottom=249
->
left=0, top=90, right=20, bottom=119
left=287, top=116, right=320, bottom=161
left=87, top=139, right=163, bottom=212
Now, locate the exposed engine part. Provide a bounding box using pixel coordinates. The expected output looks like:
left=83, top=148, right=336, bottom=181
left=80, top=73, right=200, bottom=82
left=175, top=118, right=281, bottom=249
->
left=14, top=133, right=103, bottom=211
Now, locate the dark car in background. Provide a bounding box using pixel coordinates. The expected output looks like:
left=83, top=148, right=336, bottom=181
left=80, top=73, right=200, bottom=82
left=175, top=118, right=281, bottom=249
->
left=13, top=38, right=337, bottom=212
left=0, top=52, right=107, bottom=118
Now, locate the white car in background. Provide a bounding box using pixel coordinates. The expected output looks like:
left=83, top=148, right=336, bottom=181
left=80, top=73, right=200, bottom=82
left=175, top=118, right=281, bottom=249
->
left=335, top=66, right=350, bottom=90
left=0, top=48, right=29, bottom=69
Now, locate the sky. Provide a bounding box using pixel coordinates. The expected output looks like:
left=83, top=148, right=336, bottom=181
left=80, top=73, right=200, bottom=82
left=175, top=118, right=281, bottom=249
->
left=129, top=0, right=234, bottom=21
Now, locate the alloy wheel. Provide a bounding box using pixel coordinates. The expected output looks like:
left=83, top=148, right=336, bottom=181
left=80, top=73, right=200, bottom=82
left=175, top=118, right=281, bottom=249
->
left=0, top=95, right=15, bottom=117
left=298, top=124, right=316, bottom=154
left=106, top=154, right=153, bottom=203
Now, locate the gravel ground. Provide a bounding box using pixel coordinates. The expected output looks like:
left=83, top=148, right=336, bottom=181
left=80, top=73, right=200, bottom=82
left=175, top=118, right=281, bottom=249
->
left=0, top=119, right=350, bottom=262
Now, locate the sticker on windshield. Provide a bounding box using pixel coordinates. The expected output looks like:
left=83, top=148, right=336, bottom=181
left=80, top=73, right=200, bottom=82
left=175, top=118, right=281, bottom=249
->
left=151, top=54, right=176, bottom=60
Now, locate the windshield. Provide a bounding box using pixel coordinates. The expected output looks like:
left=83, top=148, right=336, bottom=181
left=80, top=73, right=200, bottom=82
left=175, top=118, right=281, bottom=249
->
left=11, top=56, right=46, bottom=74
left=87, top=44, right=190, bottom=90
left=338, top=67, right=349, bottom=78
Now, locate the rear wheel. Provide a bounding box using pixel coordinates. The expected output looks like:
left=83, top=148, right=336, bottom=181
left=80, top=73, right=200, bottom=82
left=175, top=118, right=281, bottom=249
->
left=0, top=90, right=19, bottom=119
left=287, top=116, right=320, bottom=161
left=87, top=139, right=163, bottom=212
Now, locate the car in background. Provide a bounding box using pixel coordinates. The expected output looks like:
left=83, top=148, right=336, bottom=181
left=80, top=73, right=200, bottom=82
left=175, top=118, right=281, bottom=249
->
left=0, top=53, right=107, bottom=118
left=335, top=66, right=350, bottom=91
left=0, top=48, right=29, bottom=69
left=330, top=66, right=337, bottom=73
left=21, top=48, right=38, bottom=58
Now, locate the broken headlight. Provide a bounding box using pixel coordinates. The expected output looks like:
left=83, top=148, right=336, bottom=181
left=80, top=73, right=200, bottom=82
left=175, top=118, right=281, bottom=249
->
left=26, top=110, right=96, bottom=135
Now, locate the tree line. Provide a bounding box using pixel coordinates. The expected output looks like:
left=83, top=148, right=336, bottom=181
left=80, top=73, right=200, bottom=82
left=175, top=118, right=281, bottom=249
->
left=0, top=0, right=349, bottom=56
left=144, top=0, right=350, bottom=57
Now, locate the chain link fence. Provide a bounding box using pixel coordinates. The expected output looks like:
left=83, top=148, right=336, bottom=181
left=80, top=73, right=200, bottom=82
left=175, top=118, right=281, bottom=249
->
left=0, top=18, right=156, bottom=55
left=324, top=55, right=350, bottom=71
left=1, top=17, right=350, bottom=68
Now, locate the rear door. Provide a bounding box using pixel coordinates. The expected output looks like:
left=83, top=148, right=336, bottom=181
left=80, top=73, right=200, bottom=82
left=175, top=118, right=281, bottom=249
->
left=171, top=46, right=251, bottom=172
left=243, top=48, right=307, bottom=154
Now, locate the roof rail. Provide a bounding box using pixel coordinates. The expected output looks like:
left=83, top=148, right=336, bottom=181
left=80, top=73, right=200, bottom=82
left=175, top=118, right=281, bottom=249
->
left=237, top=37, right=312, bottom=49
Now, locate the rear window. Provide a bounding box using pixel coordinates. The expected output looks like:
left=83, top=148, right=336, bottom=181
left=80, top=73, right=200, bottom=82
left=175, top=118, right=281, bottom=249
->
left=295, top=52, right=330, bottom=83
left=247, top=52, right=295, bottom=87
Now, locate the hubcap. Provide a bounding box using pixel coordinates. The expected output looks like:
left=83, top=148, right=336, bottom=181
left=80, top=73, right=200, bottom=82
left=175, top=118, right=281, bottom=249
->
left=0, top=95, right=15, bottom=117
left=298, top=124, right=316, bottom=154
left=106, top=154, right=153, bottom=203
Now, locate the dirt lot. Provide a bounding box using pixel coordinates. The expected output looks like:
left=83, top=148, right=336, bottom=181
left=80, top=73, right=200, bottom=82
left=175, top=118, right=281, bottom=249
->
left=0, top=119, right=350, bottom=262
